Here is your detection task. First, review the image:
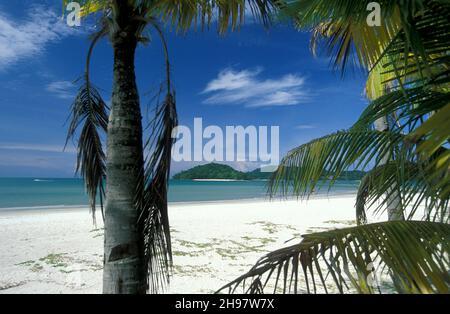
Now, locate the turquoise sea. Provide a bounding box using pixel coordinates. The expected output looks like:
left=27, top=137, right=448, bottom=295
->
left=0, top=178, right=360, bottom=210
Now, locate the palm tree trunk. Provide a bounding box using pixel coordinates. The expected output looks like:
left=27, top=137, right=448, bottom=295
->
left=374, top=116, right=404, bottom=221
left=102, top=32, right=146, bottom=294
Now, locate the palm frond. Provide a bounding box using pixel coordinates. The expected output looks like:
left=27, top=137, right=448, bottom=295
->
left=356, top=161, right=449, bottom=224
left=154, top=0, right=284, bottom=33
left=284, top=0, right=404, bottom=73
left=62, top=0, right=110, bottom=16
left=410, top=103, right=450, bottom=158
left=217, top=221, right=450, bottom=294
left=408, top=104, right=450, bottom=202
left=66, top=0, right=285, bottom=31
left=135, top=22, right=178, bottom=293
left=364, top=3, right=450, bottom=99
left=65, top=28, right=108, bottom=221
left=285, top=0, right=450, bottom=78
left=269, top=130, right=406, bottom=199
left=354, top=86, right=449, bottom=133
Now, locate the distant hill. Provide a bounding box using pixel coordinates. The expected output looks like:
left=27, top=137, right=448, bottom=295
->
left=172, top=163, right=272, bottom=180
left=172, top=163, right=365, bottom=180
left=173, top=163, right=249, bottom=180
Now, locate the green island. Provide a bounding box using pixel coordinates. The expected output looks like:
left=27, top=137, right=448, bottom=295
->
left=172, top=163, right=365, bottom=181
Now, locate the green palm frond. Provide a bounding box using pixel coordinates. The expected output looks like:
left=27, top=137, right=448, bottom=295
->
left=269, top=130, right=406, bottom=199
left=135, top=23, right=178, bottom=293
left=355, top=161, right=449, bottom=224
left=365, top=3, right=450, bottom=99
left=308, top=18, right=400, bottom=75
left=354, top=87, right=449, bottom=132
left=408, top=104, right=450, bottom=201
left=410, top=104, right=450, bottom=158
left=65, top=28, right=108, bottom=221
left=284, top=0, right=403, bottom=73
left=62, top=0, right=110, bottom=16
left=355, top=161, right=412, bottom=225
left=284, top=0, right=450, bottom=196
left=155, top=0, right=283, bottom=33
left=63, top=0, right=284, bottom=33
left=218, top=221, right=450, bottom=294
left=285, top=0, right=450, bottom=79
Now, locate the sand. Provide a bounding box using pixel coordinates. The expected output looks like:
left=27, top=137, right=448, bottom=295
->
left=0, top=195, right=373, bottom=294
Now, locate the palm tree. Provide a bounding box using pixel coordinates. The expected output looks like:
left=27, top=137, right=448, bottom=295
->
left=63, top=0, right=283, bottom=294
left=219, top=0, right=450, bottom=294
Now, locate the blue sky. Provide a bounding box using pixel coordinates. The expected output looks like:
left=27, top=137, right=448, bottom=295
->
left=0, top=1, right=369, bottom=177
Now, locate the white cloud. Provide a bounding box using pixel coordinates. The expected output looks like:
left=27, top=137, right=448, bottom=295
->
left=202, top=68, right=310, bottom=107
left=204, top=68, right=261, bottom=92
left=46, top=80, right=75, bottom=99
left=0, top=143, right=76, bottom=153
left=0, top=7, right=73, bottom=70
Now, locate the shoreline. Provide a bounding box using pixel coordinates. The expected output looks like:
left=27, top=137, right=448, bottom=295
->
left=0, top=192, right=358, bottom=214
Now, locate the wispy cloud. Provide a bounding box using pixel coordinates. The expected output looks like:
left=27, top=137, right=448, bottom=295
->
left=46, top=80, right=76, bottom=99
left=202, top=68, right=310, bottom=107
left=0, top=143, right=76, bottom=153
left=295, top=124, right=316, bottom=130
left=0, top=7, right=73, bottom=70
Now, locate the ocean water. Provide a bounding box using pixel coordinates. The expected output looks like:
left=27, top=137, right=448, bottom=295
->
left=0, top=178, right=360, bottom=210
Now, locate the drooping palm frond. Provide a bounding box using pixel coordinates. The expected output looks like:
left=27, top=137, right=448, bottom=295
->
left=283, top=0, right=403, bottom=73
left=138, top=92, right=177, bottom=293
left=217, top=221, right=450, bottom=294
left=65, top=0, right=285, bottom=34
left=65, top=29, right=109, bottom=221
left=355, top=160, right=449, bottom=225
left=410, top=104, right=450, bottom=158
left=309, top=18, right=400, bottom=75
left=269, top=128, right=448, bottom=223
left=154, top=0, right=284, bottom=33
left=283, top=0, right=450, bottom=197
left=352, top=85, right=450, bottom=208
left=135, top=22, right=178, bottom=293
left=355, top=161, right=413, bottom=225
left=364, top=2, right=450, bottom=99
left=408, top=104, right=450, bottom=202
left=269, top=130, right=406, bottom=199
left=284, top=0, right=450, bottom=89
left=354, top=87, right=449, bottom=133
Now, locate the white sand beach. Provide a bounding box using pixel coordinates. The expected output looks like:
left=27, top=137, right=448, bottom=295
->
left=0, top=195, right=375, bottom=294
